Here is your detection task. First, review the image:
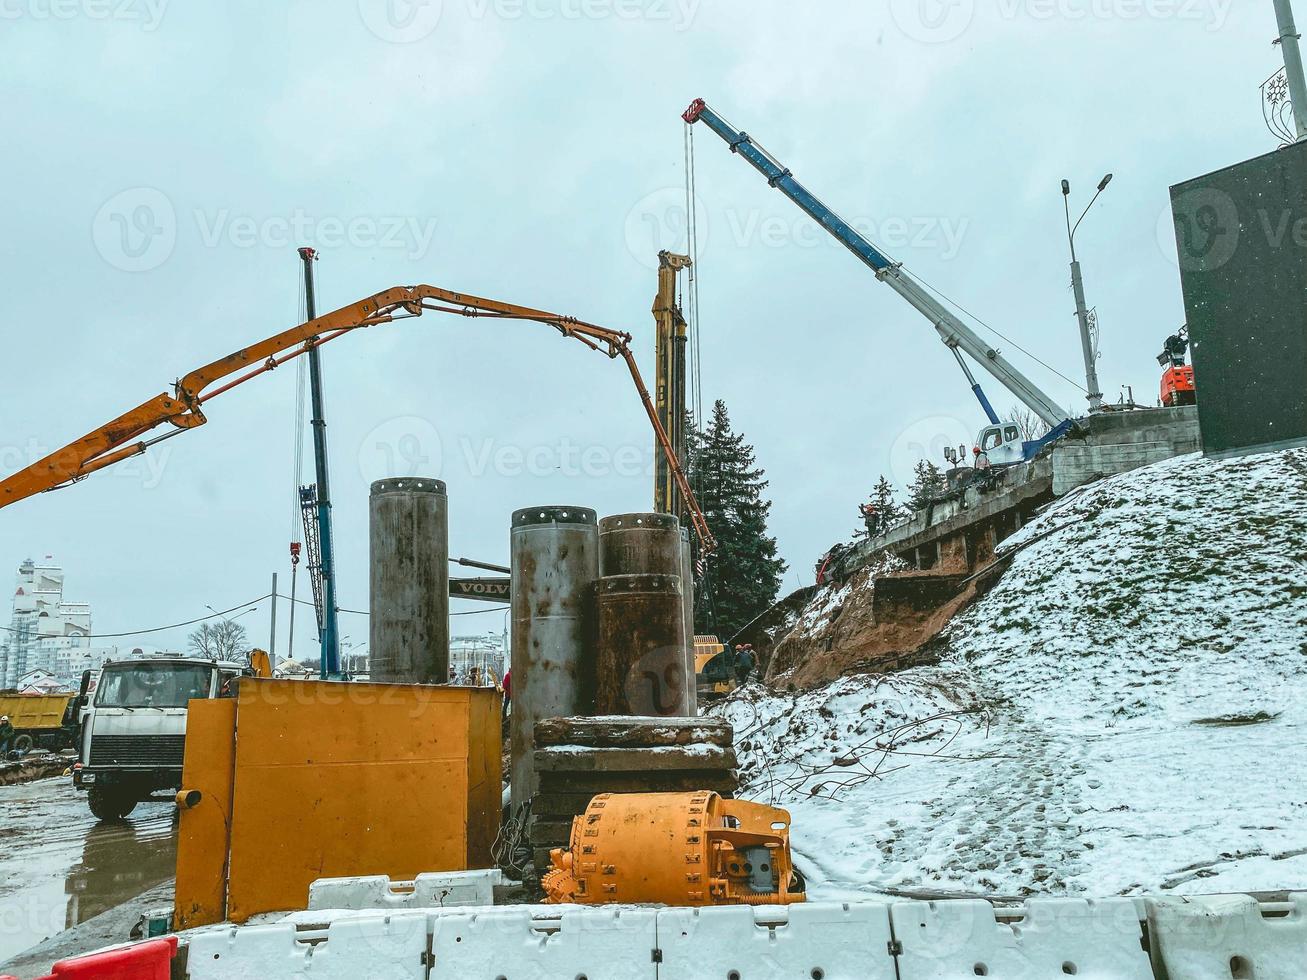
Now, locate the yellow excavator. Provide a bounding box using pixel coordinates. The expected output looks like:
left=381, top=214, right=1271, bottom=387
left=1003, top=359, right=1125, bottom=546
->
left=0, top=283, right=715, bottom=554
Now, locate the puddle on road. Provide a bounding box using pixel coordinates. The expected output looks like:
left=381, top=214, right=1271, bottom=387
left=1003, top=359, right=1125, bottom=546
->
left=0, top=778, right=176, bottom=963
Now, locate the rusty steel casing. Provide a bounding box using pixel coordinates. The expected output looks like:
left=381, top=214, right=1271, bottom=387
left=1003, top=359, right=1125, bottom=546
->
left=598, top=512, right=682, bottom=577
left=541, top=791, right=804, bottom=907
left=680, top=527, right=697, bottom=716
left=599, top=513, right=693, bottom=717
left=595, top=573, right=687, bottom=717
left=510, top=506, right=600, bottom=812
left=369, top=478, right=449, bottom=685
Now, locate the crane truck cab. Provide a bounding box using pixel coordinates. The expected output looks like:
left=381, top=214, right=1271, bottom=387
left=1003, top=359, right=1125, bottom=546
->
left=73, top=655, right=246, bottom=821
left=975, top=418, right=1078, bottom=469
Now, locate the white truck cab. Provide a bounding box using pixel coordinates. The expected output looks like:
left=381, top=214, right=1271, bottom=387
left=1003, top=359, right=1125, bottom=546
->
left=74, top=656, right=245, bottom=820
left=976, top=421, right=1028, bottom=467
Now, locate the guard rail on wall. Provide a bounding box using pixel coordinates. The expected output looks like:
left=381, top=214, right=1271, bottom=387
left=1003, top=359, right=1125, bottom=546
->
left=6, top=895, right=1306, bottom=979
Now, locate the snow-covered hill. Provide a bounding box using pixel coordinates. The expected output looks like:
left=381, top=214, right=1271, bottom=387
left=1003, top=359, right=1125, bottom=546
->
left=716, top=448, right=1307, bottom=898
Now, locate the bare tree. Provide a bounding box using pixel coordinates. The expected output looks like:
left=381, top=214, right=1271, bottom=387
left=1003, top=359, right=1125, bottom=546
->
left=1006, top=404, right=1052, bottom=442
left=188, top=619, right=250, bottom=661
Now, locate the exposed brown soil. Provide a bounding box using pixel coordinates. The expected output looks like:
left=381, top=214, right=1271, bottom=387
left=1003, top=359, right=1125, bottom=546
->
left=765, top=558, right=1004, bottom=691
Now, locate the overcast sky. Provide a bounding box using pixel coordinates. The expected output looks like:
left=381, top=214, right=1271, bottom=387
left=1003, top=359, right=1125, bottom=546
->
left=0, top=0, right=1285, bottom=658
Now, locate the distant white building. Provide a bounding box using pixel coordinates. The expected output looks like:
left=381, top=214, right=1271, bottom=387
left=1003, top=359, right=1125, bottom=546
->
left=0, top=558, right=111, bottom=690
left=449, top=635, right=505, bottom=687
left=16, top=667, right=64, bottom=694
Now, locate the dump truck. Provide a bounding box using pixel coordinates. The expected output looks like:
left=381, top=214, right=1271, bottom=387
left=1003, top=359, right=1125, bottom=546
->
left=0, top=691, right=79, bottom=754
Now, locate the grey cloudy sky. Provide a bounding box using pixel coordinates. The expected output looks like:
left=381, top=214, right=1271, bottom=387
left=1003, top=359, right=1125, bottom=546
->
left=0, top=0, right=1282, bottom=657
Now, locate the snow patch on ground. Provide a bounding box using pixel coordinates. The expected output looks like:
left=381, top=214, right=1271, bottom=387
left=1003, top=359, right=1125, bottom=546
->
left=715, top=449, right=1307, bottom=898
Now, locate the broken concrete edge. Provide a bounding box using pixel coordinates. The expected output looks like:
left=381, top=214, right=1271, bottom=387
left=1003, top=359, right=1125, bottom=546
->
left=0, top=754, right=71, bottom=787
left=532, top=744, right=738, bottom=772
left=534, top=716, right=733, bottom=749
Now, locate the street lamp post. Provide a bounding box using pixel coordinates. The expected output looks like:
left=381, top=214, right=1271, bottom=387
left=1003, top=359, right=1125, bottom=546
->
left=1275, top=0, right=1307, bottom=140
left=1062, top=174, right=1113, bottom=413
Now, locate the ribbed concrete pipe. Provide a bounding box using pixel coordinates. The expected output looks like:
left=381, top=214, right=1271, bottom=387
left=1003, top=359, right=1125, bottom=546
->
left=510, top=506, right=599, bottom=813
left=369, top=478, right=449, bottom=685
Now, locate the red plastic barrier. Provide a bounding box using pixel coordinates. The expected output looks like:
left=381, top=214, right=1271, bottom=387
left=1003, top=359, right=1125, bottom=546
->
left=29, top=937, right=177, bottom=980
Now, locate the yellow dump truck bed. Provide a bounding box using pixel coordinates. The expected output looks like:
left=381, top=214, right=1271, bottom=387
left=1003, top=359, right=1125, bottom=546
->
left=0, top=693, right=74, bottom=731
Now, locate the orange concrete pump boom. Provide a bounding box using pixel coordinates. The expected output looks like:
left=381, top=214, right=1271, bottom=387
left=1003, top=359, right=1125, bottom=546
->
left=0, top=284, right=716, bottom=553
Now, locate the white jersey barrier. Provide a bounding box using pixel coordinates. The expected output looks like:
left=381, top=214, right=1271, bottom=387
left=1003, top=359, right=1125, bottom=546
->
left=1147, top=894, right=1307, bottom=980
left=307, top=870, right=505, bottom=912
left=890, top=898, right=1153, bottom=979
left=172, top=894, right=1307, bottom=980
left=658, top=902, right=896, bottom=979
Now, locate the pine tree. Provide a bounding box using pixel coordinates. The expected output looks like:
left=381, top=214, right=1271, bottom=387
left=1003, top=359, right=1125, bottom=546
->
left=858, top=475, right=902, bottom=535
left=907, top=460, right=946, bottom=511
left=686, top=400, right=787, bottom=639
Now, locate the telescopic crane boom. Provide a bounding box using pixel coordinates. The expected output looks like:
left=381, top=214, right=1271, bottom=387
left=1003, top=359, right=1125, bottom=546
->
left=0, top=284, right=716, bottom=553
left=682, top=99, right=1073, bottom=432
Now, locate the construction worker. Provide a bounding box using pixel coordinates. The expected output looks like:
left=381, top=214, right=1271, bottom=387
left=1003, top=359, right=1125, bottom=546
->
left=501, top=668, right=512, bottom=720
left=735, top=645, right=755, bottom=686
left=0, top=715, right=13, bottom=756
left=859, top=501, right=881, bottom=537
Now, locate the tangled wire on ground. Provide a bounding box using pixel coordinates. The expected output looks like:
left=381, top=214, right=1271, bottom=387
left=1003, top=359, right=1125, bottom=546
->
left=492, top=800, right=533, bottom=879
left=713, top=683, right=1002, bottom=806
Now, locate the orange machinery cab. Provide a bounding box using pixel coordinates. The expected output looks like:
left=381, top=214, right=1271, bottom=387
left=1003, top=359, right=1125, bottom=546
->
left=1161, top=365, right=1196, bottom=407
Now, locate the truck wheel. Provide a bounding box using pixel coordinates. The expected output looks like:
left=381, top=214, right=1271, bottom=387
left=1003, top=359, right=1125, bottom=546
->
left=13, top=734, right=33, bottom=753
left=88, top=786, right=137, bottom=821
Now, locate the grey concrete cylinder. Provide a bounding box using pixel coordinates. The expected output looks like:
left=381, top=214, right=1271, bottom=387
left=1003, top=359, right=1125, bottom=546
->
left=510, top=506, right=599, bottom=813
left=596, top=573, right=687, bottom=717
left=369, top=478, right=449, bottom=685
left=680, top=527, right=698, bottom=716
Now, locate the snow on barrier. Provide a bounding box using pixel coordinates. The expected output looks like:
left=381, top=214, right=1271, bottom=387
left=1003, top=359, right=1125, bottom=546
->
left=186, top=912, right=429, bottom=980
left=1147, top=893, right=1307, bottom=980
left=657, top=902, right=896, bottom=979
left=890, top=898, right=1154, bottom=979
left=306, top=869, right=504, bottom=912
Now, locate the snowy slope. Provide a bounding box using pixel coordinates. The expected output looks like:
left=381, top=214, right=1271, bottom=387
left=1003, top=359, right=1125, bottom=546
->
left=716, top=448, right=1307, bottom=899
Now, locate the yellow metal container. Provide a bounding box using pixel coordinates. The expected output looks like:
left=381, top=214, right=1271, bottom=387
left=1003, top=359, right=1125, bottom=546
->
left=174, top=679, right=501, bottom=926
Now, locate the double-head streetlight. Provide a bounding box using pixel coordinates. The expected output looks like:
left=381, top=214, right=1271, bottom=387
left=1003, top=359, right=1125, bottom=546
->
left=1062, top=173, right=1113, bottom=412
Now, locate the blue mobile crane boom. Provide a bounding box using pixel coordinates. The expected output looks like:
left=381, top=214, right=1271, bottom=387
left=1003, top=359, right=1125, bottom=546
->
left=683, top=99, right=1076, bottom=452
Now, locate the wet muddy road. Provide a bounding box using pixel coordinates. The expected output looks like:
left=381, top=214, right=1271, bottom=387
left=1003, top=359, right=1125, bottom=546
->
left=0, top=777, right=175, bottom=963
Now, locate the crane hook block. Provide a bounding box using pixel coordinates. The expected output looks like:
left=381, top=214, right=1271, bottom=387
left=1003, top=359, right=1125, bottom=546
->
left=541, top=791, right=805, bottom=907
